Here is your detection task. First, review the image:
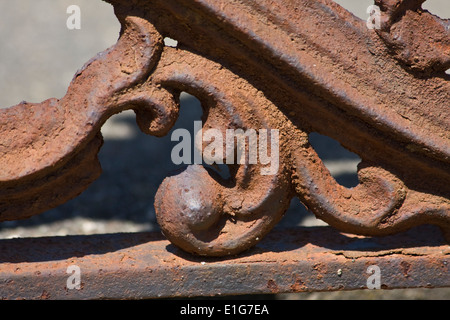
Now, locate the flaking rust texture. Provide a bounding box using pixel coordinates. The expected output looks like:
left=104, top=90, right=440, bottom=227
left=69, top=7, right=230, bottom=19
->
left=0, top=226, right=448, bottom=299
left=0, top=0, right=449, bottom=256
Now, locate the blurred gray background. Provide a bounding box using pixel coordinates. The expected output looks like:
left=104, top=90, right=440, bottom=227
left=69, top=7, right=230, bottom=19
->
left=0, top=0, right=448, bottom=299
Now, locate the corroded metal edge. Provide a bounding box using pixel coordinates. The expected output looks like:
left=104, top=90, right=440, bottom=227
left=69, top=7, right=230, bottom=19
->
left=0, top=225, right=448, bottom=300
left=0, top=0, right=449, bottom=257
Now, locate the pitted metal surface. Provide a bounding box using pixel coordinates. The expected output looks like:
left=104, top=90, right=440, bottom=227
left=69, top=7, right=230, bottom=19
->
left=0, top=0, right=449, bottom=257
left=0, top=225, right=448, bottom=299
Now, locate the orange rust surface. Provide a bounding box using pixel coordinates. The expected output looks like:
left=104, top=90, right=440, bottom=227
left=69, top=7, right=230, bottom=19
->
left=0, top=0, right=449, bottom=257
left=0, top=225, right=448, bottom=299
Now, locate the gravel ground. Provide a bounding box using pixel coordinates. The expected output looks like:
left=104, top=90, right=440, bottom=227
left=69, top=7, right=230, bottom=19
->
left=0, top=0, right=448, bottom=300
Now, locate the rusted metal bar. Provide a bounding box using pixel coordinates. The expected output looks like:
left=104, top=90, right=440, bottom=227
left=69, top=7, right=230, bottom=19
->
left=0, top=0, right=449, bottom=257
left=0, top=225, right=448, bottom=300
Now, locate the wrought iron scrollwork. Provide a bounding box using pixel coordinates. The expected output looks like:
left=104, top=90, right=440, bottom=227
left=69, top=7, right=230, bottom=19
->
left=1, top=0, right=449, bottom=256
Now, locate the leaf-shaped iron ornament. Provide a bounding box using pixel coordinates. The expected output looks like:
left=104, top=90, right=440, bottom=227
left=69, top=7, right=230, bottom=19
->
left=1, top=0, right=449, bottom=256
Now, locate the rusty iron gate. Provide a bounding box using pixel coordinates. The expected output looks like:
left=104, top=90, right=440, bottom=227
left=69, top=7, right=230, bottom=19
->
left=0, top=0, right=449, bottom=299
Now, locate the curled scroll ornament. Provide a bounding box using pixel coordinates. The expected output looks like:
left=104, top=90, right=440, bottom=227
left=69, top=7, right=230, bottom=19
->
left=1, top=1, right=449, bottom=256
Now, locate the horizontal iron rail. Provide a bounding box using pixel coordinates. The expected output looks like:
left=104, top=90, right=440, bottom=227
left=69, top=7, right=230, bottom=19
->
left=0, top=225, right=448, bottom=299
